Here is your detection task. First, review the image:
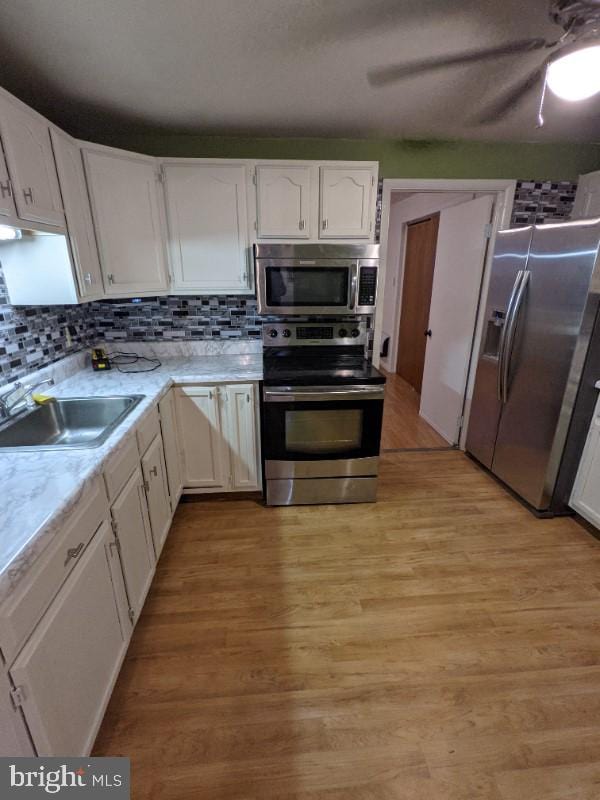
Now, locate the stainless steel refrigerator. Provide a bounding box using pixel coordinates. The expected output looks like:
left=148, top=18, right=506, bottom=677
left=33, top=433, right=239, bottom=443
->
left=466, top=218, right=600, bottom=514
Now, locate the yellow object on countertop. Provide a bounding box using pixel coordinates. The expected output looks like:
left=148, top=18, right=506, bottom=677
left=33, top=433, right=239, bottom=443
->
left=32, top=394, right=55, bottom=405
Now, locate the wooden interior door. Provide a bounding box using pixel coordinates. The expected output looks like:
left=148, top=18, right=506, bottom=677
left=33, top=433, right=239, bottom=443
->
left=396, top=214, right=440, bottom=393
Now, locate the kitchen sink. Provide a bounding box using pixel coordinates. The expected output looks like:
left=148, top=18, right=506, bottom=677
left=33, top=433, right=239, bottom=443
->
left=0, top=395, right=144, bottom=451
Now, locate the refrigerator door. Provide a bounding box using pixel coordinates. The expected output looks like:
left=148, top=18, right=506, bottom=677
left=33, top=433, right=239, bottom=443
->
left=491, top=220, right=600, bottom=510
left=466, top=227, right=533, bottom=468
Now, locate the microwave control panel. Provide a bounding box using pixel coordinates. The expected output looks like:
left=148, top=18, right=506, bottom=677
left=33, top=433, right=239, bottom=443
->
left=358, top=267, right=377, bottom=306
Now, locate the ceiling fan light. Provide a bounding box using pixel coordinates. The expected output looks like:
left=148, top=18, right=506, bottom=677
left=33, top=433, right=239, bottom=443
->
left=547, top=44, right=600, bottom=101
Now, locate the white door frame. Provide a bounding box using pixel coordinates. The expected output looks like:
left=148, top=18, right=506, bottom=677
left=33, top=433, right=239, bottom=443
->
left=374, top=178, right=516, bottom=449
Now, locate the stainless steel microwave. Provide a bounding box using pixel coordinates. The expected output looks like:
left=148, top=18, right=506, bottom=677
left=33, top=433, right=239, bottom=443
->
left=254, top=244, right=379, bottom=316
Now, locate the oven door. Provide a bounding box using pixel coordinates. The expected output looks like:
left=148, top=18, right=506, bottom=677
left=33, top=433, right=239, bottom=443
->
left=256, top=260, right=357, bottom=315
left=262, top=385, right=384, bottom=478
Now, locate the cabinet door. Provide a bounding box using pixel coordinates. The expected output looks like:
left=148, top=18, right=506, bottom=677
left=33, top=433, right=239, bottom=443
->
left=222, top=383, right=260, bottom=490
left=159, top=389, right=184, bottom=510
left=0, top=147, right=16, bottom=218
left=175, top=386, right=226, bottom=489
left=256, top=164, right=311, bottom=238
left=0, top=98, right=64, bottom=226
left=571, top=397, right=600, bottom=527
left=164, top=163, right=251, bottom=293
left=9, top=520, right=129, bottom=756
left=572, top=171, right=600, bottom=219
left=50, top=128, right=104, bottom=300
left=141, top=434, right=172, bottom=557
left=111, top=467, right=156, bottom=622
left=319, top=166, right=375, bottom=239
left=84, top=149, right=168, bottom=296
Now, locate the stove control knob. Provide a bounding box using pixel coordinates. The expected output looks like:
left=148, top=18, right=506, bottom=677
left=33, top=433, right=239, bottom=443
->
left=351, top=328, right=361, bottom=338
left=268, top=329, right=278, bottom=338
left=282, top=328, right=292, bottom=338
left=338, top=328, right=348, bottom=338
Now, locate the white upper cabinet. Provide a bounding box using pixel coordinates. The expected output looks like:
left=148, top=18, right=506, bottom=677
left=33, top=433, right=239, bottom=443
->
left=50, top=128, right=104, bottom=300
left=572, top=170, right=600, bottom=219
left=163, top=162, right=252, bottom=294
left=0, top=146, right=16, bottom=218
left=255, top=164, right=312, bottom=238
left=84, top=147, right=169, bottom=297
left=0, top=95, right=64, bottom=227
left=319, top=165, right=376, bottom=239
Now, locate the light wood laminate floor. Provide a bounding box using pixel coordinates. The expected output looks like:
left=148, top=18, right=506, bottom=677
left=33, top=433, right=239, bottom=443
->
left=94, top=451, right=600, bottom=799
left=381, top=370, right=449, bottom=450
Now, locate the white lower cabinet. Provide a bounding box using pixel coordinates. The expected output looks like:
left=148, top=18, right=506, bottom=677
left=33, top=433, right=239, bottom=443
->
left=223, top=384, right=260, bottom=490
left=175, top=383, right=260, bottom=492
left=570, top=393, right=600, bottom=527
left=159, top=389, right=184, bottom=509
left=142, top=434, right=172, bottom=556
left=9, top=520, right=130, bottom=756
left=175, top=386, right=227, bottom=488
left=111, top=467, right=156, bottom=623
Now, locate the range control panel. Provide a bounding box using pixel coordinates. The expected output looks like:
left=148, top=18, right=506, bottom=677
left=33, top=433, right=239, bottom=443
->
left=263, top=321, right=367, bottom=346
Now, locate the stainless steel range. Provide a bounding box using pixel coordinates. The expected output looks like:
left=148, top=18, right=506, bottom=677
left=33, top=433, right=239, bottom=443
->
left=261, top=320, right=386, bottom=506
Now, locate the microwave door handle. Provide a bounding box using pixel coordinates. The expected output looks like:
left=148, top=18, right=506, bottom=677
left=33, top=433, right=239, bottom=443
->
left=349, top=265, right=358, bottom=310
left=496, top=270, right=524, bottom=402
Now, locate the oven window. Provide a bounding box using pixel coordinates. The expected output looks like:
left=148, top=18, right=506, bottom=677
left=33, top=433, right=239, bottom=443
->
left=285, top=409, right=363, bottom=454
left=265, top=267, right=349, bottom=307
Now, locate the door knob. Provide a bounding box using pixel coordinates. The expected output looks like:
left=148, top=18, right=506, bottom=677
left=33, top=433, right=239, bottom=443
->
left=424, top=329, right=432, bottom=337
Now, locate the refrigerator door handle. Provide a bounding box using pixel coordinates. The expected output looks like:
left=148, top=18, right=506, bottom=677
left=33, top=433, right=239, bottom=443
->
left=501, top=270, right=530, bottom=404
left=497, top=270, right=525, bottom=402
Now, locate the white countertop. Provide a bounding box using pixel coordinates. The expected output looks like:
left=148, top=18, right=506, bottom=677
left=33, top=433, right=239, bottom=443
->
left=0, top=353, right=263, bottom=604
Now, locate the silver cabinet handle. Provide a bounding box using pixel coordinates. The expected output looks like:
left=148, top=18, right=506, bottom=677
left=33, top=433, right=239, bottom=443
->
left=299, top=219, right=305, bottom=231
left=501, top=270, right=530, bottom=404
left=107, top=273, right=114, bottom=285
left=150, top=465, right=158, bottom=477
left=84, top=272, right=93, bottom=285
left=497, top=270, right=524, bottom=402
left=64, top=542, right=84, bottom=566
left=0, top=180, right=11, bottom=198
left=22, top=187, right=33, bottom=204
left=322, top=218, right=328, bottom=230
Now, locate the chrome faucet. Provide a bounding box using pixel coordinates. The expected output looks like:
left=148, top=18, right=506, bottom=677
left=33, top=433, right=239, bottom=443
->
left=0, top=378, right=55, bottom=420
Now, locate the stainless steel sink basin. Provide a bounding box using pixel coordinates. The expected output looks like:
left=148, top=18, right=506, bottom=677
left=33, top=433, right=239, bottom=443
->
left=0, top=395, right=144, bottom=451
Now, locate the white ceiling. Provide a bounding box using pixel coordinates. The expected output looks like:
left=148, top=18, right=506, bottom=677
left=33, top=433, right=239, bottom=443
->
left=1, top=0, right=599, bottom=144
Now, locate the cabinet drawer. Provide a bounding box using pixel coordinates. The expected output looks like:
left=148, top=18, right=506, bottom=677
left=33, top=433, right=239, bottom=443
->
left=0, top=477, right=108, bottom=663
left=103, top=434, right=139, bottom=501
left=136, top=405, right=161, bottom=456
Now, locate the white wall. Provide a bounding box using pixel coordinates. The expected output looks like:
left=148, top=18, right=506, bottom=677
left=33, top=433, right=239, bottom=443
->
left=380, top=192, right=473, bottom=372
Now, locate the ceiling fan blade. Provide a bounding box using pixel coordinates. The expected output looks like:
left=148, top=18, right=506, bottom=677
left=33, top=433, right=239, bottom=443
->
left=475, top=56, right=552, bottom=124
left=368, top=38, right=549, bottom=86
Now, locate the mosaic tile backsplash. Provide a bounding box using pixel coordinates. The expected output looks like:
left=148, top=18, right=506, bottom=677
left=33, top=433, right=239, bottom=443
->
left=89, top=296, right=264, bottom=342
left=0, top=176, right=580, bottom=386
left=0, top=263, right=94, bottom=386
left=510, top=179, right=577, bottom=227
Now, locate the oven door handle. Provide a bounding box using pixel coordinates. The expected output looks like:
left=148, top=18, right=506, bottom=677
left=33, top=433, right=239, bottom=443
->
left=263, top=385, right=385, bottom=402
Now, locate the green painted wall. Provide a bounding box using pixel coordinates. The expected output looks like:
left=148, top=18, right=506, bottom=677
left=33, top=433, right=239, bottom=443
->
left=102, top=132, right=600, bottom=180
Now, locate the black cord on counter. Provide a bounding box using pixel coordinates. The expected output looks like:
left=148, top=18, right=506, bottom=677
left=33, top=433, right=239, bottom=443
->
left=110, top=351, right=162, bottom=373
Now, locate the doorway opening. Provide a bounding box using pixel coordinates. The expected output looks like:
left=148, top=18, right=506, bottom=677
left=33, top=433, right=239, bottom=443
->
left=375, top=182, right=516, bottom=452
